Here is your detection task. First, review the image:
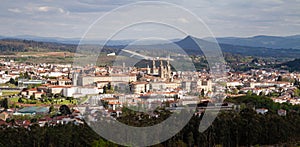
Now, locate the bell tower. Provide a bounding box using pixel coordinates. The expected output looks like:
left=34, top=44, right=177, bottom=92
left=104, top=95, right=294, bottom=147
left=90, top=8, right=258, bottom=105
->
left=160, top=60, right=164, bottom=79
left=152, top=58, right=156, bottom=74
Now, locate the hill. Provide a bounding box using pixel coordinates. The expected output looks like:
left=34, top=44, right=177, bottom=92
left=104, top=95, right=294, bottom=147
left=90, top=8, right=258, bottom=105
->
left=0, top=39, right=119, bottom=54
left=278, top=58, right=300, bottom=71
left=0, top=39, right=76, bottom=53
left=205, top=35, right=300, bottom=49
left=105, top=36, right=300, bottom=58
left=175, top=36, right=300, bottom=58
left=2, top=36, right=300, bottom=59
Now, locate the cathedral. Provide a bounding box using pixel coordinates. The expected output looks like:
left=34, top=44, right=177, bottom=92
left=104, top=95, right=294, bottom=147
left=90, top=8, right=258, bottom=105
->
left=147, top=58, right=172, bottom=81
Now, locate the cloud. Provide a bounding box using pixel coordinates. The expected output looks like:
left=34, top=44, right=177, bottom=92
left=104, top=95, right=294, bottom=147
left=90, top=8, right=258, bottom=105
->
left=33, top=6, right=69, bottom=14
left=8, top=8, right=21, bottom=13
left=177, top=18, right=189, bottom=24
left=37, top=6, right=51, bottom=12
left=0, top=0, right=299, bottom=39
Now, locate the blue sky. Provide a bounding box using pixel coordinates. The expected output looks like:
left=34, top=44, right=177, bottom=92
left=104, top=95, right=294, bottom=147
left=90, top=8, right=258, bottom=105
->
left=1, top=0, right=300, bottom=39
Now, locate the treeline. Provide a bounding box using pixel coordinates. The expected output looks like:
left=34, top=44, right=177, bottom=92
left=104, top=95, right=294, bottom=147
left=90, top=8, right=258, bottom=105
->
left=225, top=95, right=300, bottom=112
left=96, top=96, right=300, bottom=146
left=0, top=39, right=76, bottom=52
left=0, top=39, right=27, bottom=52
left=279, top=58, right=300, bottom=72
left=1, top=109, right=300, bottom=147
left=0, top=39, right=120, bottom=53
left=186, top=109, right=300, bottom=146
left=1, top=96, right=300, bottom=146
left=0, top=123, right=99, bottom=147
left=93, top=109, right=300, bottom=147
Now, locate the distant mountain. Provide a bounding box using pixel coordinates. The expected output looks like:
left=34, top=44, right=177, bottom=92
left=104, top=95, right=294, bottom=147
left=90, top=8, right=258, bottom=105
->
left=286, top=35, right=300, bottom=39
left=3, top=34, right=300, bottom=49
left=0, top=38, right=77, bottom=53
left=172, top=36, right=300, bottom=58
left=204, top=35, right=300, bottom=49
left=0, top=35, right=135, bottom=46
left=7, top=35, right=80, bottom=44
left=2, top=35, right=300, bottom=59
left=108, top=35, right=300, bottom=58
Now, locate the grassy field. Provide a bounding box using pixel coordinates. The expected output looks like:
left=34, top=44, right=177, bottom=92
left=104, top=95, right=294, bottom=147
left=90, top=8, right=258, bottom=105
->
left=0, top=49, right=139, bottom=66
left=9, top=97, right=77, bottom=105
left=16, top=51, right=75, bottom=57
left=9, top=97, right=22, bottom=103
left=0, top=83, right=17, bottom=88
left=53, top=99, right=77, bottom=105
left=12, top=56, right=75, bottom=64
left=1, top=90, right=20, bottom=96
left=0, top=51, right=123, bottom=65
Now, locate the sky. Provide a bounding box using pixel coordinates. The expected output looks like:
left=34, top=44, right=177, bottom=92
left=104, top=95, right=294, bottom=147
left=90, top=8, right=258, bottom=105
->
left=1, top=0, right=300, bottom=40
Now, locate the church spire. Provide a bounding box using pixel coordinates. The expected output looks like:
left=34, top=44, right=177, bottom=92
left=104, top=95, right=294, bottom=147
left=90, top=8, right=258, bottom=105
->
left=160, top=59, right=164, bottom=79
left=167, top=58, right=171, bottom=80
left=152, top=58, right=156, bottom=74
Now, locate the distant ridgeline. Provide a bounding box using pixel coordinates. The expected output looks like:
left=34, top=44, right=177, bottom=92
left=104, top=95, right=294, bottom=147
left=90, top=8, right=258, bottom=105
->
left=0, top=39, right=119, bottom=54
left=2, top=36, right=300, bottom=59
left=175, top=36, right=300, bottom=58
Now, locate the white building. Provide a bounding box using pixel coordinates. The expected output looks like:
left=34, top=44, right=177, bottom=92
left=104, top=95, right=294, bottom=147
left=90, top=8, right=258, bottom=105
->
left=226, top=81, right=243, bottom=87
left=63, top=86, right=100, bottom=98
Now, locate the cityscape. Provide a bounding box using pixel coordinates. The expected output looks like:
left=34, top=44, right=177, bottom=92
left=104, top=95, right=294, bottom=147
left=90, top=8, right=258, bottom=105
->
left=1, top=0, right=300, bottom=147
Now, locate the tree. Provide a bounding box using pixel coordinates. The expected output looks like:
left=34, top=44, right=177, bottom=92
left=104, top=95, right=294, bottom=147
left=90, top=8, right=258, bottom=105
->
left=201, top=89, right=205, bottom=97
left=236, top=85, right=243, bottom=90
left=8, top=78, right=17, bottom=86
left=246, top=90, right=253, bottom=96
left=294, top=88, right=300, bottom=97
left=20, top=71, right=30, bottom=79
left=103, top=86, right=107, bottom=94
left=1, top=98, right=9, bottom=109
left=30, top=95, right=35, bottom=100
left=54, top=93, right=62, bottom=99
left=107, top=82, right=112, bottom=90
left=233, top=88, right=239, bottom=95
left=49, top=105, right=55, bottom=113
left=18, top=98, right=24, bottom=103
left=92, top=138, right=118, bottom=147
left=41, top=94, right=47, bottom=99
left=186, top=132, right=194, bottom=147
left=59, top=105, right=71, bottom=115
left=277, top=76, right=283, bottom=81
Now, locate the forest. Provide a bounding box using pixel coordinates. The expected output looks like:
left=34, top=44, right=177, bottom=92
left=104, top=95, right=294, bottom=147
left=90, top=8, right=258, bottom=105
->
left=0, top=96, right=300, bottom=146
left=0, top=39, right=119, bottom=54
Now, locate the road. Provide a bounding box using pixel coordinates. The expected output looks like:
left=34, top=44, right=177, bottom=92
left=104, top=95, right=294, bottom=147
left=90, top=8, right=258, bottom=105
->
left=121, top=49, right=174, bottom=61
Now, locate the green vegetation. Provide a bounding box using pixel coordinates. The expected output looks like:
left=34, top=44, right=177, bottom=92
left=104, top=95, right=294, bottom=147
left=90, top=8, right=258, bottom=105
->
left=58, top=105, right=72, bottom=115
left=279, top=58, right=300, bottom=72
left=1, top=97, right=300, bottom=146
left=1, top=90, right=19, bottom=96
left=7, top=78, right=18, bottom=86
left=7, top=96, right=77, bottom=106
left=103, top=82, right=114, bottom=94
left=0, top=123, right=99, bottom=147
left=11, top=56, right=74, bottom=64
left=0, top=83, right=17, bottom=88
left=225, top=95, right=300, bottom=112
left=52, top=99, right=77, bottom=105
left=0, top=98, right=8, bottom=109
left=0, top=39, right=76, bottom=53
